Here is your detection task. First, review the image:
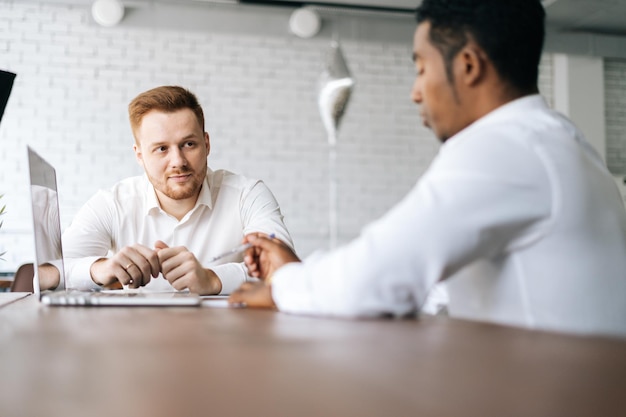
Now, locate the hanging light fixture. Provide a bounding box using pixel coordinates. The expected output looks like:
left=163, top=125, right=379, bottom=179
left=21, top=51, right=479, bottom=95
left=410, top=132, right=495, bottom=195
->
left=289, top=7, right=322, bottom=38
left=91, top=0, right=125, bottom=27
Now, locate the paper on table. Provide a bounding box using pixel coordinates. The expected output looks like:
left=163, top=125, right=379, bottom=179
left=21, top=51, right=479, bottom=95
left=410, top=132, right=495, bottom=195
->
left=201, top=296, right=231, bottom=308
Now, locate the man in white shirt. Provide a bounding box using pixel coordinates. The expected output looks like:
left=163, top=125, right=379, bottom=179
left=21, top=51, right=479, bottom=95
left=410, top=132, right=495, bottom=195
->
left=62, top=86, right=293, bottom=295
left=229, top=0, right=626, bottom=337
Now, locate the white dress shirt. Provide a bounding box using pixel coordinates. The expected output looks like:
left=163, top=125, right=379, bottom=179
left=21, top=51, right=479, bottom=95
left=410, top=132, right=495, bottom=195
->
left=271, top=95, right=626, bottom=337
left=63, top=167, right=293, bottom=294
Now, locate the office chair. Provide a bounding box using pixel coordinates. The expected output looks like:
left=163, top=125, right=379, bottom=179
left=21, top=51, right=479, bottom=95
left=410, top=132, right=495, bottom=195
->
left=10, top=263, right=34, bottom=292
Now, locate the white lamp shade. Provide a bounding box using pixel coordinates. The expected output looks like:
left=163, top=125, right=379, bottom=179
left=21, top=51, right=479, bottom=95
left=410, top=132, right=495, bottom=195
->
left=92, top=0, right=125, bottom=27
left=289, top=8, right=321, bottom=39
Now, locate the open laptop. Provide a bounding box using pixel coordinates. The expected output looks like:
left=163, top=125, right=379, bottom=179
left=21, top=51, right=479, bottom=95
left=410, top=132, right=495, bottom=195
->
left=27, top=146, right=201, bottom=307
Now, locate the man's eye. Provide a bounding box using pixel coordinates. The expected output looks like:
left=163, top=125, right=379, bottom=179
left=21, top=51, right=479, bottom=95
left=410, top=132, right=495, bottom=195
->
left=184, top=141, right=195, bottom=148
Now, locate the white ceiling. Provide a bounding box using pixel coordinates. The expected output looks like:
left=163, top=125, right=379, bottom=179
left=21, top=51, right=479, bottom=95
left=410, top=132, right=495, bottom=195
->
left=237, top=0, right=417, bottom=11
left=544, top=0, right=626, bottom=35
left=33, top=0, right=626, bottom=36
left=237, top=0, right=626, bottom=35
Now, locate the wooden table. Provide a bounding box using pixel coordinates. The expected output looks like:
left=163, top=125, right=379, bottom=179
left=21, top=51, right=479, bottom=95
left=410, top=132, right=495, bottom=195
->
left=1, top=295, right=625, bottom=417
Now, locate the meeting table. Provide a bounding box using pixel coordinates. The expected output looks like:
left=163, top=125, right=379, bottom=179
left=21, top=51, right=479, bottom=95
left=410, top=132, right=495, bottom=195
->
left=1, top=293, right=625, bottom=417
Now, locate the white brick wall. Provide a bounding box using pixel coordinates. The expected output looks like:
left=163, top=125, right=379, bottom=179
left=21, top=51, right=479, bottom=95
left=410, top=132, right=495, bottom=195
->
left=0, top=1, right=555, bottom=272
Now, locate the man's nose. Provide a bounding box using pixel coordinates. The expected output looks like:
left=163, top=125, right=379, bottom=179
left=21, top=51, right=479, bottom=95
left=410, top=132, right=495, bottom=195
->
left=411, top=79, right=422, bottom=104
left=169, top=147, right=187, bottom=167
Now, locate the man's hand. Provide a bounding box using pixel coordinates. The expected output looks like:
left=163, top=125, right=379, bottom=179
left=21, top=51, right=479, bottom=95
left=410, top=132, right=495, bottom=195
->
left=155, top=241, right=222, bottom=295
left=90, top=244, right=160, bottom=289
left=228, top=281, right=276, bottom=309
left=243, top=233, right=300, bottom=281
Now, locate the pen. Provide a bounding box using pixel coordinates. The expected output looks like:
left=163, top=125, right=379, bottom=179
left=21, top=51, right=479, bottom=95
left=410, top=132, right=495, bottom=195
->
left=208, top=233, right=275, bottom=263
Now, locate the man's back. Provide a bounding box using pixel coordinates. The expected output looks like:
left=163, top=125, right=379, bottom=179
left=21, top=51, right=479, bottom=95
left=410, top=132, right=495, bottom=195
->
left=445, top=95, right=626, bottom=336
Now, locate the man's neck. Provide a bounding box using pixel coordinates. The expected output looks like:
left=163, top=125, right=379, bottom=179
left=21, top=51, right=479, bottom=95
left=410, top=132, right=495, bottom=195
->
left=469, top=81, right=537, bottom=124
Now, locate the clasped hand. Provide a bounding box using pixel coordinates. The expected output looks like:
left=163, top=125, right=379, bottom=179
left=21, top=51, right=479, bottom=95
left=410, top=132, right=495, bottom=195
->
left=90, top=240, right=221, bottom=294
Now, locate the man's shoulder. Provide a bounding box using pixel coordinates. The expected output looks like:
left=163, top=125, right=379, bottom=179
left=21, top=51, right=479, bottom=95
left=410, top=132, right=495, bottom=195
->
left=434, top=110, right=556, bottom=178
left=99, top=175, right=147, bottom=199
left=209, top=169, right=261, bottom=191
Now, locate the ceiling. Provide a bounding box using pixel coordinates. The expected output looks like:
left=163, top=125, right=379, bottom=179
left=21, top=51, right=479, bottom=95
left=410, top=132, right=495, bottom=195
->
left=35, top=0, right=626, bottom=37
left=239, top=0, right=417, bottom=13
left=237, top=0, right=626, bottom=35
left=543, top=0, right=626, bottom=35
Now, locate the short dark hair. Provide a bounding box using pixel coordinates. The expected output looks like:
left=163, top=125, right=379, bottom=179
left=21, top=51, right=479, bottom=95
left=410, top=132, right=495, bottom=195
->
left=128, top=86, right=205, bottom=141
left=416, top=0, right=545, bottom=93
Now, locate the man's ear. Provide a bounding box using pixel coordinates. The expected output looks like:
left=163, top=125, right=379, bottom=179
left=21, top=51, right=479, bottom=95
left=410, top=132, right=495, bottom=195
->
left=204, top=132, right=210, bottom=157
left=133, top=143, right=144, bottom=167
left=457, top=44, right=486, bottom=87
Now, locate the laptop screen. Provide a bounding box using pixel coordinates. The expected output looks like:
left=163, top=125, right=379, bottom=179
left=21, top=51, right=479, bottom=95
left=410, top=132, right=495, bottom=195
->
left=27, top=146, right=66, bottom=296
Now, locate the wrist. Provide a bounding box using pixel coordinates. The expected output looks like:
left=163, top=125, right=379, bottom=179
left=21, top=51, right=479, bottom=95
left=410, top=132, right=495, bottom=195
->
left=90, top=258, right=112, bottom=286
left=205, top=268, right=222, bottom=295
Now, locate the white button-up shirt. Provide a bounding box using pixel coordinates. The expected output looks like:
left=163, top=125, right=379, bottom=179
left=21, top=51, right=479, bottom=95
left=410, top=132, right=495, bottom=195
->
left=63, top=167, right=293, bottom=294
left=271, top=95, right=626, bottom=337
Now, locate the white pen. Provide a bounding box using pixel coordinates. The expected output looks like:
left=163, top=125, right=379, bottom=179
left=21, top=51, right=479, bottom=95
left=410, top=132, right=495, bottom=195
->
left=207, top=233, right=275, bottom=263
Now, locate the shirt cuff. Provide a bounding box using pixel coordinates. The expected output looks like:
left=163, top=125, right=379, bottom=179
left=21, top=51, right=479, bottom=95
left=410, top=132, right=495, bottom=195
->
left=271, top=262, right=317, bottom=314
left=64, top=257, right=104, bottom=291
left=210, top=262, right=250, bottom=295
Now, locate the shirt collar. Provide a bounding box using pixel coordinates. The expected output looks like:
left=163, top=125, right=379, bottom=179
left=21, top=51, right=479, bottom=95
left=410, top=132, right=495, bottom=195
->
left=144, top=167, right=214, bottom=216
left=447, top=94, right=547, bottom=145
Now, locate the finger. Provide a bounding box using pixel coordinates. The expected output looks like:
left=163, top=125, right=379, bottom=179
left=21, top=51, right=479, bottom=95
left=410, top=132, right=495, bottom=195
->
left=114, top=262, right=134, bottom=287
left=162, top=263, right=183, bottom=285
left=229, top=283, right=275, bottom=309
left=239, top=281, right=257, bottom=291
left=159, top=253, right=191, bottom=285
left=228, top=293, right=244, bottom=305
left=133, top=245, right=161, bottom=278
left=118, top=262, right=142, bottom=288
left=242, top=232, right=263, bottom=244
left=157, top=248, right=175, bottom=275
left=156, top=245, right=179, bottom=266
left=246, top=266, right=261, bottom=278
left=112, top=253, right=132, bottom=280
left=244, top=254, right=258, bottom=271
left=157, top=246, right=193, bottom=277
left=120, top=245, right=159, bottom=280
left=163, top=265, right=194, bottom=292
left=247, top=234, right=284, bottom=251
left=154, top=240, right=169, bottom=251
left=228, top=286, right=249, bottom=304
left=243, top=244, right=256, bottom=261
left=125, top=258, right=153, bottom=286
left=169, top=274, right=187, bottom=291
